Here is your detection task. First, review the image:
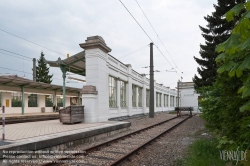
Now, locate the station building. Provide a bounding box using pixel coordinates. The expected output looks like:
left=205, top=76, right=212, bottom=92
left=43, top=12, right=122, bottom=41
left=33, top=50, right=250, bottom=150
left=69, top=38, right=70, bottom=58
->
left=0, top=36, right=179, bottom=122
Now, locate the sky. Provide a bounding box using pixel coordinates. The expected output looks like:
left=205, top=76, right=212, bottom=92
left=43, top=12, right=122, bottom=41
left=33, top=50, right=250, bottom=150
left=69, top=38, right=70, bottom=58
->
left=0, top=0, right=218, bottom=89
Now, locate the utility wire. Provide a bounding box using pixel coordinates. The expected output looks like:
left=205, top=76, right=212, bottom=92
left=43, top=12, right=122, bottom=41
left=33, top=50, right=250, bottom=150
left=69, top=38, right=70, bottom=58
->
left=0, top=66, right=64, bottom=81
left=0, top=49, right=32, bottom=59
left=0, top=66, right=33, bottom=75
left=0, top=52, right=31, bottom=61
left=118, top=45, right=148, bottom=59
left=119, top=0, right=154, bottom=42
left=119, top=0, right=181, bottom=77
left=0, top=28, right=64, bottom=56
left=135, top=0, right=184, bottom=75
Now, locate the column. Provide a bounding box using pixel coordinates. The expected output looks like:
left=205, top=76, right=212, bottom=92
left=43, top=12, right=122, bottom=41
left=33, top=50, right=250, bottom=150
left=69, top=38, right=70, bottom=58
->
left=142, top=76, right=147, bottom=114
left=117, top=79, right=121, bottom=116
left=60, top=65, right=66, bottom=108
left=80, top=36, right=111, bottom=122
left=81, top=85, right=98, bottom=123
left=168, top=90, right=171, bottom=111
left=127, top=64, right=133, bottom=116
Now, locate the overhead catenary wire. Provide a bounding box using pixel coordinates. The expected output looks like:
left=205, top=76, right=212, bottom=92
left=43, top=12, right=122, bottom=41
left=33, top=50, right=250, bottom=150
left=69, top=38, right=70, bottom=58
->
left=0, top=52, right=31, bottom=61
left=118, top=44, right=148, bottom=59
left=135, top=0, right=184, bottom=75
left=0, top=49, right=32, bottom=60
left=119, top=0, right=154, bottom=43
left=0, top=66, right=64, bottom=81
left=0, top=28, right=64, bottom=56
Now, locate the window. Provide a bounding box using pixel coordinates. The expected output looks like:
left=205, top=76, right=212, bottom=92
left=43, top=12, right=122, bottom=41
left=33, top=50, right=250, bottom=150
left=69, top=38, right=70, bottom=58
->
left=57, top=96, right=63, bottom=107
left=164, top=95, right=166, bottom=107
left=45, top=95, right=53, bottom=107
left=170, top=96, right=172, bottom=107
left=132, top=85, right=136, bottom=107
left=159, top=93, right=162, bottom=107
left=146, top=89, right=150, bottom=107
left=28, top=94, right=38, bottom=107
left=156, top=92, right=159, bottom=107
left=167, top=95, right=169, bottom=107
left=176, top=97, right=178, bottom=107
left=109, top=76, right=117, bottom=107
left=138, top=87, right=142, bottom=107
left=120, top=81, right=126, bottom=107
left=12, top=92, right=22, bottom=107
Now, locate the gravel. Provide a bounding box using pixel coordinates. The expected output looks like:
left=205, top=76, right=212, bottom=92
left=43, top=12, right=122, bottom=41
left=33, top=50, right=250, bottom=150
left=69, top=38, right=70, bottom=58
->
left=7, top=112, right=207, bottom=166
left=120, top=114, right=207, bottom=166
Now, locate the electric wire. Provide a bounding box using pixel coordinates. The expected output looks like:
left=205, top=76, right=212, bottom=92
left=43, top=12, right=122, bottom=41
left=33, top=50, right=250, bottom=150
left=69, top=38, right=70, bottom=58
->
left=118, top=44, right=148, bottom=59
left=0, top=49, right=32, bottom=60
left=0, top=52, right=31, bottom=61
left=135, top=0, right=184, bottom=75
left=0, top=29, right=64, bottom=56
left=0, top=66, right=64, bottom=81
left=119, top=0, right=154, bottom=42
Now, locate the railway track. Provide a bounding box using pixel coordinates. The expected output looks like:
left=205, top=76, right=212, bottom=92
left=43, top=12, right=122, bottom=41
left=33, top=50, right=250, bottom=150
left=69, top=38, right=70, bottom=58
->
left=42, top=114, right=194, bottom=166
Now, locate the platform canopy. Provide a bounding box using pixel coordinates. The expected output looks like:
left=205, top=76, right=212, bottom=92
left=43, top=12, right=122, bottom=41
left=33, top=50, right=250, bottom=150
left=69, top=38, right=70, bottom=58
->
left=45, top=51, right=86, bottom=108
left=0, top=76, right=81, bottom=93
left=46, top=51, right=86, bottom=76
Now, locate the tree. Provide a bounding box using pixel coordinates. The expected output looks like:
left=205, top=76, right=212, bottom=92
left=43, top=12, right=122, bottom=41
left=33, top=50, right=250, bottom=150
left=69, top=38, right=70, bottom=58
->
left=193, top=0, right=245, bottom=90
left=36, top=52, right=53, bottom=83
left=200, top=1, right=250, bottom=151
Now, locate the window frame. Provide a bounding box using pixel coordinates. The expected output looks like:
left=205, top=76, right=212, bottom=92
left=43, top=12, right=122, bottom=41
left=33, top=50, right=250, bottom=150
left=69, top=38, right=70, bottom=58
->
left=132, top=84, right=137, bottom=107
left=146, top=89, right=150, bottom=107
left=45, top=95, right=54, bottom=107
left=120, top=80, right=126, bottom=107
left=28, top=94, right=38, bottom=107
left=11, top=92, right=22, bottom=107
left=109, top=76, right=117, bottom=108
left=138, top=87, right=142, bottom=107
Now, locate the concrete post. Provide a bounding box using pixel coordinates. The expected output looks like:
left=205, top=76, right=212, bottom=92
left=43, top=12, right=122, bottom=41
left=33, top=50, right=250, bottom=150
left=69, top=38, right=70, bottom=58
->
left=149, top=42, right=154, bottom=118
left=81, top=85, right=98, bottom=123
left=80, top=36, right=112, bottom=122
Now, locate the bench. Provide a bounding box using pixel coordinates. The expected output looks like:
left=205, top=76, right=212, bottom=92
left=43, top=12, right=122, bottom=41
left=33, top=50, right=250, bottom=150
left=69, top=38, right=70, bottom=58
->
left=175, top=107, right=193, bottom=116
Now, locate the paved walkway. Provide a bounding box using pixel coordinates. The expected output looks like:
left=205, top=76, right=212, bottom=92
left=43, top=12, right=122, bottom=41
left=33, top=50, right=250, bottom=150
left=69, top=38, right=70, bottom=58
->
left=3, top=120, right=120, bottom=141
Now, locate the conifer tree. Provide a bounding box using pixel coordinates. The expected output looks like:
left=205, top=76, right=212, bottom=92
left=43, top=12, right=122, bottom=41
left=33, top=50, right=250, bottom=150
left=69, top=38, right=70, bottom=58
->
left=36, top=52, right=53, bottom=83
left=193, top=0, right=245, bottom=90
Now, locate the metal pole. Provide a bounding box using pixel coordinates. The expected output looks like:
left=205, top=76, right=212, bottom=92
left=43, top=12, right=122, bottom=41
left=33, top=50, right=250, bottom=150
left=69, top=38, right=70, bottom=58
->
left=60, top=66, right=66, bottom=108
left=177, top=81, right=180, bottom=107
left=21, top=86, right=24, bottom=115
left=149, top=42, right=154, bottom=118
left=33, top=58, right=36, bottom=81
left=78, top=91, right=80, bottom=106
left=2, top=106, right=5, bottom=140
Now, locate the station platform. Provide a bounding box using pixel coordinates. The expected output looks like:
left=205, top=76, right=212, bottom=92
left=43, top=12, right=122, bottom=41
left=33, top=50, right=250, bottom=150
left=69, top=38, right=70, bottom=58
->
left=0, top=119, right=131, bottom=157
left=0, top=112, right=59, bottom=124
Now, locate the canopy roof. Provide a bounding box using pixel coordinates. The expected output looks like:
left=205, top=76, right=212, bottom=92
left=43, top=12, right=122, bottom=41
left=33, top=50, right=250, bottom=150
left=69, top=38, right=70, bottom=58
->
left=46, top=51, right=86, bottom=76
left=0, top=76, right=81, bottom=93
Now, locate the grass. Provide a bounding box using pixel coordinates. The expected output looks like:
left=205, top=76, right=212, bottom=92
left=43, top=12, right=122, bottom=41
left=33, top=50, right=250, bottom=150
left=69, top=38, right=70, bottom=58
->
left=168, top=111, right=177, bottom=114
left=173, top=138, right=228, bottom=166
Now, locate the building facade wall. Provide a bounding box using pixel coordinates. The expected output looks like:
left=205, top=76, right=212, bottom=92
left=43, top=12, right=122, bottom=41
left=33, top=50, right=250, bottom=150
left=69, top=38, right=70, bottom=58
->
left=0, top=85, right=79, bottom=114
left=82, top=37, right=178, bottom=122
